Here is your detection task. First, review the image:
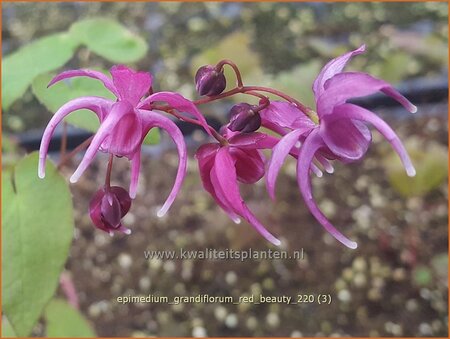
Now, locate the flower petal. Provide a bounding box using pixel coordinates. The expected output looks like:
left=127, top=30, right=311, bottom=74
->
left=138, top=91, right=213, bottom=136
left=140, top=110, right=188, bottom=216
left=229, top=147, right=265, bottom=184
left=110, top=186, right=132, bottom=217
left=110, top=65, right=152, bottom=105
left=266, top=129, right=305, bottom=200
left=48, top=69, right=119, bottom=97
left=70, top=101, right=132, bottom=183
left=331, top=103, right=416, bottom=176
left=317, top=72, right=417, bottom=117
left=101, top=192, right=122, bottom=228
left=260, top=101, right=315, bottom=130
left=195, top=144, right=241, bottom=223
left=228, top=132, right=282, bottom=150
left=212, top=148, right=280, bottom=245
left=100, top=111, right=143, bottom=158
left=313, top=45, right=366, bottom=99
left=38, top=97, right=113, bottom=178
left=129, top=148, right=141, bottom=199
left=297, top=130, right=358, bottom=249
left=320, top=117, right=372, bottom=161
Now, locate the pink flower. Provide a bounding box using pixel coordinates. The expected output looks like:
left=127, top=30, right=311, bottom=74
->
left=196, top=130, right=282, bottom=246
left=264, top=45, right=417, bottom=249
left=38, top=65, right=209, bottom=216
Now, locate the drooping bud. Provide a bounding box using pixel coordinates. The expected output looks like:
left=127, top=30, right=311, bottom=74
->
left=228, top=103, right=262, bottom=133
left=195, top=65, right=226, bottom=96
left=89, top=186, right=132, bottom=235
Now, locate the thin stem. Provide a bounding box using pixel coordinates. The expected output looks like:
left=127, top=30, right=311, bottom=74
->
left=215, top=59, right=243, bottom=88
left=194, top=85, right=318, bottom=123
left=105, top=154, right=114, bottom=189
left=193, top=87, right=243, bottom=105
left=152, top=105, right=228, bottom=145
left=57, top=135, right=94, bottom=170
left=242, top=86, right=311, bottom=114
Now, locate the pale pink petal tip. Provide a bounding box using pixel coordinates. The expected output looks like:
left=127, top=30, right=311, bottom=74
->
left=121, top=227, right=132, bottom=235
left=232, top=216, right=241, bottom=224
left=348, top=241, right=358, bottom=250
left=272, top=238, right=282, bottom=246
left=410, top=105, right=418, bottom=114
left=69, top=174, right=79, bottom=184
left=38, top=167, right=45, bottom=179
left=311, top=165, right=323, bottom=177
left=407, top=166, right=416, bottom=177
left=129, top=190, right=137, bottom=200
left=157, top=205, right=169, bottom=218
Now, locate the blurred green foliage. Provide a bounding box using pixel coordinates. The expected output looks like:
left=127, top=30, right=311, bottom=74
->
left=69, top=18, right=147, bottom=64
left=2, top=33, right=78, bottom=110
left=2, top=317, right=17, bottom=337
left=45, top=299, right=96, bottom=337
left=383, top=139, right=448, bottom=198
left=2, top=18, right=147, bottom=111
left=2, top=153, right=74, bottom=336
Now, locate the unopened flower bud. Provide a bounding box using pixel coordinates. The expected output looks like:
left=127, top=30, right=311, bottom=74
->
left=228, top=103, right=262, bottom=133
left=89, top=186, right=132, bottom=235
left=195, top=65, right=226, bottom=96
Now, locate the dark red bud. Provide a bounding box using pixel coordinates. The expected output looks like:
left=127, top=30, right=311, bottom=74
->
left=195, top=65, right=226, bottom=96
left=89, top=186, right=132, bottom=235
left=228, top=103, right=262, bottom=133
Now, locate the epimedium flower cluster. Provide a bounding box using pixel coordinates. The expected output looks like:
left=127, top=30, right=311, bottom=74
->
left=39, top=45, right=416, bottom=248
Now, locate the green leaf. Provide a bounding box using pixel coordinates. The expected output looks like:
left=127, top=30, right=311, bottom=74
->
left=2, top=317, right=17, bottom=338
left=143, top=128, right=160, bottom=145
left=70, top=18, right=148, bottom=63
left=32, top=72, right=160, bottom=144
left=2, top=33, right=78, bottom=110
left=2, top=153, right=74, bottom=337
left=45, top=299, right=95, bottom=337
left=383, top=139, right=448, bottom=197
left=31, top=71, right=114, bottom=133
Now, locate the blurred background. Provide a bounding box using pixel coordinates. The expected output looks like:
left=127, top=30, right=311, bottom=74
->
left=2, top=2, right=448, bottom=337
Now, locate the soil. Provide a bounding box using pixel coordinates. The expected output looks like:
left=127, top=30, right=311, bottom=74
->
left=59, top=113, right=448, bottom=337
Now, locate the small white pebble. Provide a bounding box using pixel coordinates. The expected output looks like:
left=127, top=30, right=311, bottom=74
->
left=337, top=289, right=351, bottom=303
left=266, top=312, right=280, bottom=328
left=118, top=253, right=132, bottom=269
left=225, top=313, right=238, bottom=328
left=225, top=271, right=238, bottom=285
left=214, top=306, right=227, bottom=322
left=290, top=330, right=303, bottom=337
left=192, top=326, right=207, bottom=337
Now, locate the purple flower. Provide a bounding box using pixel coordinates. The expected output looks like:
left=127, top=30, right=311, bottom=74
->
left=196, top=129, right=282, bottom=246
left=263, top=45, right=417, bottom=249
left=38, top=65, right=209, bottom=216
left=89, top=186, right=132, bottom=235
